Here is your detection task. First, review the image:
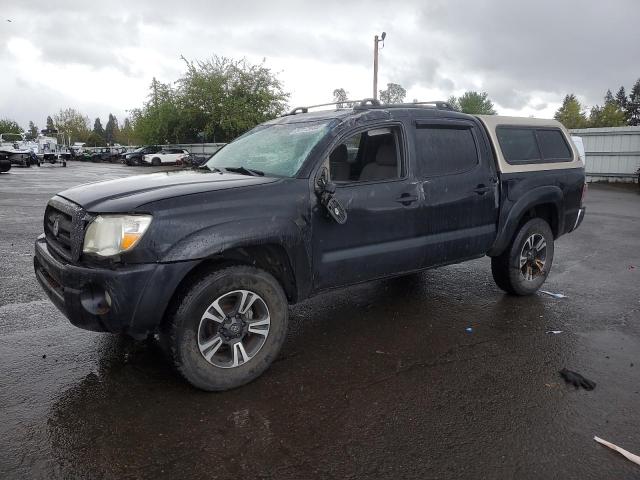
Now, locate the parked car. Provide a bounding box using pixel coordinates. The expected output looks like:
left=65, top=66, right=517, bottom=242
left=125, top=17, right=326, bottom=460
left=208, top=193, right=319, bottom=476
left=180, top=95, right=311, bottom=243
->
left=142, top=148, right=190, bottom=166
left=123, top=145, right=162, bottom=166
left=34, top=99, right=586, bottom=391
left=0, top=152, right=11, bottom=173
left=186, top=153, right=212, bottom=168
left=89, top=148, right=113, bottom=163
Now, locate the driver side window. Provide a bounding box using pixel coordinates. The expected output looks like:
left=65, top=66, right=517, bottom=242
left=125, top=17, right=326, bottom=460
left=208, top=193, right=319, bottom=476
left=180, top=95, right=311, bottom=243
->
left=329, top=127, right=401, bottom=182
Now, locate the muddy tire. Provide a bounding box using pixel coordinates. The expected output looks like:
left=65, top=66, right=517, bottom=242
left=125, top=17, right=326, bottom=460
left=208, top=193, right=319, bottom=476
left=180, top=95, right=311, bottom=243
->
left=491, top=218, right=554, bottom=296
left=164, top=266, right=288, bottom=391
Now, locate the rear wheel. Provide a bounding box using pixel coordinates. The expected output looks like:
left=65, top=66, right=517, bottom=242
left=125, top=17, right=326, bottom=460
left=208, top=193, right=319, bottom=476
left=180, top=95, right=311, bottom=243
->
left=491, top=218, right=554, bottom=296
left=151, top=157, right=161, bottom=166
left=164, top=266, right=288, bottom=391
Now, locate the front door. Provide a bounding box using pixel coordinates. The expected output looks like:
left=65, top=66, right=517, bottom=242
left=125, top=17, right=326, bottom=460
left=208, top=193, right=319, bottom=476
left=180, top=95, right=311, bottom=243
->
left=312, top=124, right=424, bottom=290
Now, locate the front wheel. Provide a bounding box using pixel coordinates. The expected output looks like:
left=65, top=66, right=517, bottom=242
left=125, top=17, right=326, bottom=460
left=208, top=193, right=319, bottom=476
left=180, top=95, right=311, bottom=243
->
left=151, top=157, right=161, bottom=166
left=164, top=266, right=289, bottom=391
left=491, top=218, right=555, bottom=296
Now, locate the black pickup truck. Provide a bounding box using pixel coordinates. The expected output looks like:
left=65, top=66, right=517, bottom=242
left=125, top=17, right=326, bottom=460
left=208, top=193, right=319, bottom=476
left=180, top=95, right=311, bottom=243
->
left=34, top=100, right=586, bottom=391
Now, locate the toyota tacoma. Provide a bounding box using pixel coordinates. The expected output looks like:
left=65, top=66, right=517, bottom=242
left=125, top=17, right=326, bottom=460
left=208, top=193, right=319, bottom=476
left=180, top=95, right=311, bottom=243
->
left=34, top=99, right=586, bottom=391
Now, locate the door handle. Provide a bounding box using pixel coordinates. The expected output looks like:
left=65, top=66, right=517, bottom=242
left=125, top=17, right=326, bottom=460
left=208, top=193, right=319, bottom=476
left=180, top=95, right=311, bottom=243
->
left=395, top=193, right=419, bottom=205
left=473, top=184, right=491, bottom=195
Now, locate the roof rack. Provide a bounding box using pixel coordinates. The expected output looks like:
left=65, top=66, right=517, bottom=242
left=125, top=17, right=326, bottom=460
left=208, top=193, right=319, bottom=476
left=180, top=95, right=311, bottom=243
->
left=285, top=98, right=455, bottom=116
left=286, top=99, right=380, bottom=115
left=353, top=100, right=455, bottom=111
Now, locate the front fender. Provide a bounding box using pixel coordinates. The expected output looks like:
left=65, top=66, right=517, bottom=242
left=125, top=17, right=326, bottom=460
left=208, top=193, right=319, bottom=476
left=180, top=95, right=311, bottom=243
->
left=488, top=185, right=563, bottom=257
left=160, top=217, right=313, bottom=299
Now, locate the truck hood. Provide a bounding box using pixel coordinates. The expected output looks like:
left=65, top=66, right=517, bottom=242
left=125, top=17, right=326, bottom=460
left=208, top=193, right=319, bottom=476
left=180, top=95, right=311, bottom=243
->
left=58, top=170, right=279, bottom=212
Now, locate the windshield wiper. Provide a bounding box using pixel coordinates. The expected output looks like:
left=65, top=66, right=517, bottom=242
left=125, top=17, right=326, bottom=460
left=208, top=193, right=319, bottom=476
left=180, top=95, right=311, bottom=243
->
left=223, top=166, right=264, bottom=177
left=201, top=165, right=224, bottom=173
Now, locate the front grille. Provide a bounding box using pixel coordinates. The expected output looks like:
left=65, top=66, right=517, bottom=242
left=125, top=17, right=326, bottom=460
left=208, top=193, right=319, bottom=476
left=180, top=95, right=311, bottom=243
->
left=44, top=196, right=86, bottom=262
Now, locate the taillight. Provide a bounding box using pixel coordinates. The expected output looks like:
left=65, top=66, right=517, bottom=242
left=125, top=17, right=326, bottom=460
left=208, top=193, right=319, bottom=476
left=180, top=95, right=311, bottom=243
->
left=581, top=182, right=588, bottom=206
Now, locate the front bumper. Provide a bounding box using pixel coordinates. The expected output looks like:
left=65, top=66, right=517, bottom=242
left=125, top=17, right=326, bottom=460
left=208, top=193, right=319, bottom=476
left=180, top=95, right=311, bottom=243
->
left=34, top=234, right=197, bottom=336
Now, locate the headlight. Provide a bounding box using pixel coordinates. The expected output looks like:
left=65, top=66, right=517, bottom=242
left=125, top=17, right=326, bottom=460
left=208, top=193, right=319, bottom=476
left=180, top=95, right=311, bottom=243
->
left=83, top=215, right=152, bottom=257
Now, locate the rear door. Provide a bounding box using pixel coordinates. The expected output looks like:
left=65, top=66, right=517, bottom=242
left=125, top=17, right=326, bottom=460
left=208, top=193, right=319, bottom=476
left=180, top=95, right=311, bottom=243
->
left=413, top=118, right=498, bottom=266
left=312, top=123, right=424, bottom=289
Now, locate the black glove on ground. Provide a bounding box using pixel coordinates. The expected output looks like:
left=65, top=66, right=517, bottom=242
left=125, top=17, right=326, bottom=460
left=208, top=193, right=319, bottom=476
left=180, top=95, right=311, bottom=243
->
left=559, top=368, right=596, bottom=390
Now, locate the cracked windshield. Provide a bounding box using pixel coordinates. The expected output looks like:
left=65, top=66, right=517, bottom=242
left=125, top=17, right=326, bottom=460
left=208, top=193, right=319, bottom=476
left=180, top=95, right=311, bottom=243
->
left=206, top=122, right=331, bottom=176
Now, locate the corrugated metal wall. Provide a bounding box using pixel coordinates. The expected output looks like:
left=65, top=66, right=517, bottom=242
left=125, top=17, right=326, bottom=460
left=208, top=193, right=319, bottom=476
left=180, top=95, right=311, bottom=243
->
left=570, top=126, right=640, bottom=182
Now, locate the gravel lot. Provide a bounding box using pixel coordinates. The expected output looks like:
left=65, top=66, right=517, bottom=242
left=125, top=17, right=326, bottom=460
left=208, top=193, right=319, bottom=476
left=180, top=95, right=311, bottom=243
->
left=1, top=162, right=639, bottom=479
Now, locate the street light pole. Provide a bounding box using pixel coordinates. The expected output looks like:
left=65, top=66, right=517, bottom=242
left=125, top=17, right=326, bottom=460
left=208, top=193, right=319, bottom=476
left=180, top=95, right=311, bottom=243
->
left=373, top=32, right=386, bottom=100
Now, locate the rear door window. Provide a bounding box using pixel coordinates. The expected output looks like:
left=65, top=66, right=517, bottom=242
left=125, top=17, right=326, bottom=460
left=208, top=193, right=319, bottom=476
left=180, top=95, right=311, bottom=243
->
left=536, top=129, right=572, bottom=160
left=415, top=126, right=479, bottom=177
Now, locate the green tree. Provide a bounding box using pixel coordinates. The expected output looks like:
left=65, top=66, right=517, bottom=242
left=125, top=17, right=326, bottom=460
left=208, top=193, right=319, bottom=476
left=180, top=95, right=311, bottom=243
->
left=131, top=78, right=182, bottom=144
left=333, top=88, right=349, bottom=108
left=85, top=132, right=106, bottom=147
left=116, top=117, right=138, bottom=145
left=553, top=94, right=588, bottom=129
left=133, top=56, right=289, bottom=144
left=604, top=89, right=615, bottom=104
left=455, top=91, right=496, bottom=115
left=53, top=108, right=90, bottom=143
left=589, top=103, right=627, bottom=127
left=93, top=117, right=105, bottom=139
left=104, top=113, right=119, bottom=145
left=615, top=86, right=627, bottom=110
left=379, top=83, right=406, bottom=104
left=0, top=118, right=23, bottom=135
left=45, top=116, right=55, bottom=131
left=615, top=86, right=629, bottom=124
left=178, top=56, right=289, bottom=142
left=25, top=121, right=39, bottom=140
left=446, top=95, right=461, bottom=112
left=628, top=78, right=640, bottom=126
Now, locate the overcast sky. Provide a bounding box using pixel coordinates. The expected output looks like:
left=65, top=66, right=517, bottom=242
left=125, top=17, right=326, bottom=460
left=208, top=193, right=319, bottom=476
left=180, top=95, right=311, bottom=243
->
left=1, top=0, right=638, bottom=129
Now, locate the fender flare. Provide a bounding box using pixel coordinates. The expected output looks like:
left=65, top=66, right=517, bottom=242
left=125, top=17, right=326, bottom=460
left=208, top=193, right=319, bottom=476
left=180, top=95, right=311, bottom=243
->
left=160, top=217, right=312, bottom=300
left=488, top=186, right=563, bottom=257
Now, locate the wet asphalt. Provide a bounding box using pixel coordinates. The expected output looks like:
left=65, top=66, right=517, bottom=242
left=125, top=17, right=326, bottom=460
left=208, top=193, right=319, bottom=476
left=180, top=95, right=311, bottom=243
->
left=0, top=162, right=639, bottom=479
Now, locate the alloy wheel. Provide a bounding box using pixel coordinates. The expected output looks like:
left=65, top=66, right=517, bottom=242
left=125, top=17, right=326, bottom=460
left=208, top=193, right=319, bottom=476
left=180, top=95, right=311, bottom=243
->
left=197, top=290, right=271, bottom=368
left=519, top=233, right=547, bottom=281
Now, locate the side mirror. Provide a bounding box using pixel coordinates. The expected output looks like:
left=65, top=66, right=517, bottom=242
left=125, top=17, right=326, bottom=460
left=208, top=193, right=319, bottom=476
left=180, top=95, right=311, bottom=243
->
left=315, top=166, right=347, bottom=224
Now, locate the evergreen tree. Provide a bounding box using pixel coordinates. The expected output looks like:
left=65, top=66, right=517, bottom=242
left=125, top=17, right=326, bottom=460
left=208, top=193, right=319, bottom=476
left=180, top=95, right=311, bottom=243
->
left=104, top=113, right=119, bottom=145
left=589, top=90, right=627, bottom=127
left=26, top=121, right=39, bottom=140
left=553, top=94, right=588, bottom=129
left=116, top=118, right=137, bottom=145
left=589, top=104, right=627, bottom=128
left=45, top=116, right=55, bottom=133
left=628, top=78, right=640, bottom=126
left=615, top=86, right=627, bottom=110
left=604, top=89, right=615, bottom=105
left=93, top=117, right=105, bottom=139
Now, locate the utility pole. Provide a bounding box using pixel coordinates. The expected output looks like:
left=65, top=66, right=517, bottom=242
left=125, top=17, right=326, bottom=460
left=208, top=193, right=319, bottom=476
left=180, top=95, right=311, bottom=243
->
left=373, top=32, right=386, bottom=100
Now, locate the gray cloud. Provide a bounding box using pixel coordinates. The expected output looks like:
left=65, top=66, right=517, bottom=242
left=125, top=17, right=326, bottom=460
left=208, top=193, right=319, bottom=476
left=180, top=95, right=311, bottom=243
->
left=0, top=0, right=638, bottom=127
